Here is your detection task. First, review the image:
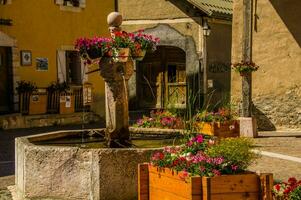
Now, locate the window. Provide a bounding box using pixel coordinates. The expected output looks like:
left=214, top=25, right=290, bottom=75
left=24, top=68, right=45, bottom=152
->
left=66, top=51, right=82, bottom=85
left=57, top=49, right=87, bottom=85
left=0, top=0, right=12, bottom=5
left=63, top=0, right=80, bottom=7
left=55, top=0, right=86, bottom=10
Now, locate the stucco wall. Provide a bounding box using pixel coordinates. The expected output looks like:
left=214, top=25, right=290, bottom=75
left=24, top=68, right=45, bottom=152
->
left=232, top=0, right=301, bottom=130
left=0, top=0, right=115, bottom=117
left=119, top=0, right=187, bottom=20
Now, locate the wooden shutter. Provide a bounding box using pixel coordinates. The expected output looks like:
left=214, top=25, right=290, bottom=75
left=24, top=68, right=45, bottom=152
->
left=57, top=50, right=66, bottom=83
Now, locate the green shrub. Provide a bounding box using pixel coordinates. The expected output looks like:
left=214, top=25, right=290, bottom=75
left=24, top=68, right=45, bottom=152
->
left=289, top=186, right=301, bottom=200
left=205, top=137, right=259, bottom=171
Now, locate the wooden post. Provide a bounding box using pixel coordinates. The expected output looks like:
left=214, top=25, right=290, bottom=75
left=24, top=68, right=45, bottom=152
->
left=138, top=164, right=149, bottom=200
left=259, top=173, right=273, bottom=200
left=242, top=0, right=253, bottom=117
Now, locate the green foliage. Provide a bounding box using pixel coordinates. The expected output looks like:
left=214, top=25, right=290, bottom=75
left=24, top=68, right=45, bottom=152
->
left=46, top=81, right=70, bottom=93
left=232, top=61, right=259, bottom=74
left=205, top=137, right=259, bottom=171
left=16, top=80, right=37, bottom=94
left=151, top=136, right=259, bottom=177
left=289, top=186, right=301, bottom=200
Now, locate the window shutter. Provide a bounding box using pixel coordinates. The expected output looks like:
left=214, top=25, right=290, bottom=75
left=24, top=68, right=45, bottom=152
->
left=57, top=50, right=66, bottom=83
left=81, top=60, right=88, bottom=83
left=79, top=0, right=86, bottom=8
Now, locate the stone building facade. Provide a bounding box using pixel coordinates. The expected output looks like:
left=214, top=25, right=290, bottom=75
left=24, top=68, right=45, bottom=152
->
left=118, top=0, right=233, bottom=113
left=232, top=0, right=301, bottom=130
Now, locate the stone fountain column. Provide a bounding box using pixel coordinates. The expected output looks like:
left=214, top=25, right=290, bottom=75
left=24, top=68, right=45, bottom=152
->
left=100, top=12, right=134, bottom=147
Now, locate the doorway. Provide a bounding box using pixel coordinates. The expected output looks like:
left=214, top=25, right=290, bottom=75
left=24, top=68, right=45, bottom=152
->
left=137, top=46, right=187, bottom=109
left=0, top=47, right=13, bottom=114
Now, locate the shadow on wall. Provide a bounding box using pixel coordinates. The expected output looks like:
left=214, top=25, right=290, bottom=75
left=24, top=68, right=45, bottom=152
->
left=253, top=106, right=276, bottom=131
left=269, top=0, right=301, bottom=47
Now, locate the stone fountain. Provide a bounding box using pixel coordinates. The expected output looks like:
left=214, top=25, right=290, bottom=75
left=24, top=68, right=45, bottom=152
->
left=14, top=12, right=162, bottom=200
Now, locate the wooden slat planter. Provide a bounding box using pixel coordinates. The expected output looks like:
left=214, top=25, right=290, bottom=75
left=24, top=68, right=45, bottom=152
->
left=29, top=92, right=47, bottom=115
left=138, top=164, right=273, bottom=200
left=195, top=120, right=240, bottom=138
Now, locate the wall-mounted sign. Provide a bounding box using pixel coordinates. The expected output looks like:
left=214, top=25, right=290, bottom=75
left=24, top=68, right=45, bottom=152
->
left=20, top=50, right=32, bottom=66
left=0, top=18, right=12, bottom=26
left=36, top=57, right=48, bottom=71
left=209, top=62, right=231, bottom=73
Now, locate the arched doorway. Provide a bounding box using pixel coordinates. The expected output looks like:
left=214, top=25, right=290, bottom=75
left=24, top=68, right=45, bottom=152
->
left=137, top=46, right=186, bottom=109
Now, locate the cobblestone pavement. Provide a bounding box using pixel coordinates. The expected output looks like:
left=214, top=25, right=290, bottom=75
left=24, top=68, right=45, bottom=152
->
left=0, top=130, right=300, bottom=199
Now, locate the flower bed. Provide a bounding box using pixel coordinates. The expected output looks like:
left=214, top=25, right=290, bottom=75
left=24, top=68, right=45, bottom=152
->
left=138, top=135, right=273, bottom=200
left=134, top=110, right=184, bottom=129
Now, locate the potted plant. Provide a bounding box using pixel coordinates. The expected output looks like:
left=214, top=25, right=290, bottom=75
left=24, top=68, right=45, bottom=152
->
left=46, top=82, right=74, bottom=114
left=129, top=30, right=160, bottom=61
left=194, top=107, right=239, bottom=138
left=138, top=136, right=273, bottom=200
left=75, top=37, right=112, bottom=65
left=16, top=81, right=40, bottom=115
left=232, top=61, right=259, bottom=76
left=111, top=31, right=134, bottom=62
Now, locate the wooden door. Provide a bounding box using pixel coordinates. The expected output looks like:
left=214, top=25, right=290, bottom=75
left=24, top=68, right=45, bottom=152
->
left=137, top=46, right=186, bottom=109
left=0, top=47, right=12, bottom=113
left=165, top=63, right=187, bottom=109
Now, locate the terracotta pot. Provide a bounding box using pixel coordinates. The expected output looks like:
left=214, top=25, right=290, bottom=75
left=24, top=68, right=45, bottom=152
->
left=133, top=49, right=146, bottom=61
left=116, top=48, right=130, bottom=62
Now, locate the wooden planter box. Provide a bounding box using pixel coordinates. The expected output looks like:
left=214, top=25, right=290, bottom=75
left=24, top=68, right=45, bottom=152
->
left=195, top=120, right=240, bottom=138
left=59, top=93, right=75, bottom=114
left=29, top=92, right=47, bottom=115
left=138, top=164, right=273, bottom=200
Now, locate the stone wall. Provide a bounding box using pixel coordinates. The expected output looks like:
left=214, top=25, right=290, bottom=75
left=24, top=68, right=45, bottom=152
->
left=232, top=0, right=301, bottom=130
left=253, top=85, right=301, bottom=131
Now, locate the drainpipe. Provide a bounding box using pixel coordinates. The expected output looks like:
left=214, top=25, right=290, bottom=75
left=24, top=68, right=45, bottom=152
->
left=114, top=0, right=118, bottom=12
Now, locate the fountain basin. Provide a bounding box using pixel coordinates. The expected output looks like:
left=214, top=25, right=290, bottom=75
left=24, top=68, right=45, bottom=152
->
left=15, top=129, right=177, bottom=200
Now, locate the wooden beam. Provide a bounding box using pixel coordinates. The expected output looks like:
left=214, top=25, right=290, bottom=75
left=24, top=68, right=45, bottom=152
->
left=241, top=0, right=253, bottom=117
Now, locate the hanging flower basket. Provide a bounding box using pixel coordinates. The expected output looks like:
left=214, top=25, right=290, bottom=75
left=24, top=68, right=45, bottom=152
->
left=232, top=61, right=259, bottom=76
left=86, top=47, right=102, bottom=60
left=116, top=48, right=130, bottom=62
left=132, top=49, right=146, bottom=61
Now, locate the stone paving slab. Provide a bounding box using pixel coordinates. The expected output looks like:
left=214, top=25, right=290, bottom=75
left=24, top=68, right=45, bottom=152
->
left=254, top=134, right=301, bottom=157
left=249, top=156, right=301, bottom=181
